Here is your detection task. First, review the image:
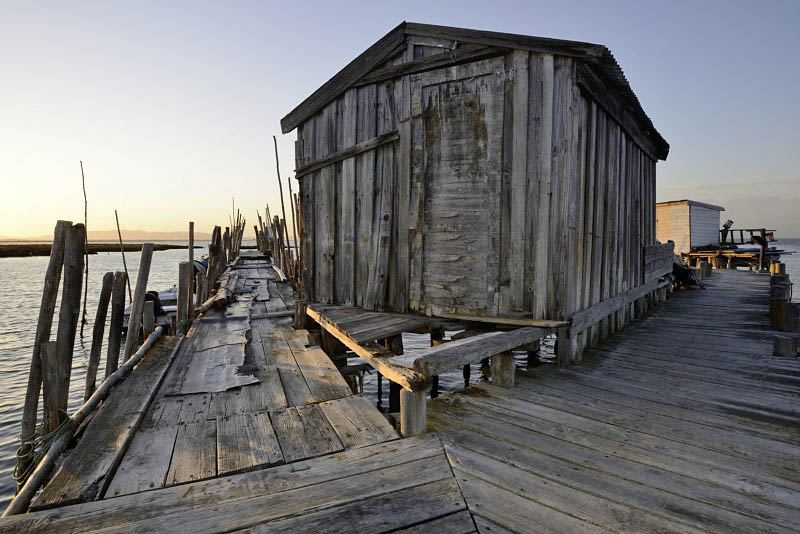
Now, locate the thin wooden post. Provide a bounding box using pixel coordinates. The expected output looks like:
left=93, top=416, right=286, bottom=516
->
left=84, top=271, right=114, bottom=402
left=430, top=328, right=444, bottom=399
left=122, top=243, right=153, bottom=361
left=385, top=335, right=403, bottom=413
left=400, top=389, right=427, bottom=437
left=556, top=326, right=577, bottom=365
left=188, top=221, right=194, bottom=266
left=287, top=177, right=300, bottom=265
left=55, top=223, right=86, bottom=415
left=177, top=261, right=192, bottom=335
left=142, top=300, right=155, bottom=339
left=40, top=342, right=63, bottom=434
left=770, top=283, right=791, bottom=330
left=18, top=219, right=70, bottom=483
left=114, top=210, right=133, bottom=302
left=196, top=271, right=207, bottom=306
left=273, top=135, right=289, bottom=248
left=106, top=271, right=127, bottom=378
left=4, top=326, right=167, bottom=518
left=491, top=350, right=515, bottom=387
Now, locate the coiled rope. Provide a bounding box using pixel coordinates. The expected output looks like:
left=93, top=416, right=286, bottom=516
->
left=13, top=413, right=73, bottom=486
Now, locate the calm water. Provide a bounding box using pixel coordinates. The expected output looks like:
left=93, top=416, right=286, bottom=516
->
left=0, top=238, right=797, bottom=509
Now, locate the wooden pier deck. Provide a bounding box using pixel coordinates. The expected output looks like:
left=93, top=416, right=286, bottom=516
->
left=429, top=269, right=800, bottom=533
left=3, top=268, right=799, bottom=532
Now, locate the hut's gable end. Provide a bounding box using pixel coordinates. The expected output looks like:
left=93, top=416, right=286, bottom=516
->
left=294, top=30, right=664, bottom=334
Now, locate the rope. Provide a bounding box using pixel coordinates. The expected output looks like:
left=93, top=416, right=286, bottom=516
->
left=13, top=412, right=73, bottom=486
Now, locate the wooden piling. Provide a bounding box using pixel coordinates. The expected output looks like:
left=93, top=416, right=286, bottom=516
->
left=142, top=300, right=155, bottom=339
left=19, top=220, right=70, bottom=481
left=770, top=283, right=791, bottom=330
left=399, top=389, right=426, bottom=437
left=188, top=221, right=194, bottom=266
left=196, top=271, right=207, bottom=306
left=40, top=342, right=63, bottom=434
left=84, top=272, right=114, bottom=402
left=490, top=350, right=515, bottom=387
left=114, top=210, right=133, bottom=303
left=177, top=261, right=193, bottom=335
left=429, top=328, right=444, bottom=399
left=55, top=223, right=86, bottom=414
left=122, top=243, right=153, bottom=361
left=106, top=271, right=127, bottom=378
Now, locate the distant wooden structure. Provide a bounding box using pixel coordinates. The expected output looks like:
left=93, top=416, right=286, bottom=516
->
left=282, top=22, right=672, bottom=368
left=656, top=199, right=725, bottom=254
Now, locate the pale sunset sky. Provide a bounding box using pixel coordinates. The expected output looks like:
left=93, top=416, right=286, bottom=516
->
left=1, top=0, right=798, bottom=239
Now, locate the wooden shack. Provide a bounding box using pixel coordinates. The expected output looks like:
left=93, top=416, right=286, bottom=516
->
left=282, top=22, right=673, bottom=362
left=656, top=199, right=725, bottom=254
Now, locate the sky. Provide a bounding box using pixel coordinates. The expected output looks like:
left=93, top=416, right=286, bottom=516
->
left=1, top=0, right=798, bottom=239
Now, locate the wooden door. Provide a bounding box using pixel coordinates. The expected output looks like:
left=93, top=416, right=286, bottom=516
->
left=413, top=58, right=505, bottom=316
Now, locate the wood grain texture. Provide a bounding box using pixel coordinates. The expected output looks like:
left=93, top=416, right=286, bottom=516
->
left=319, top=395, right=398, bottom=447
left=270, top=404, right=343, bottom=462
left=165, top=419, right=217, bottom=486
left=33, top=337, right=180, bottom=508
left=217, top=412, right=282, bottom=476
left=105, top=426, right=178, bottom=497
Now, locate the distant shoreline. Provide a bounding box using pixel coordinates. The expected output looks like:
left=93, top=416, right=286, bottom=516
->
left=0, top=243, right=199, bottom=258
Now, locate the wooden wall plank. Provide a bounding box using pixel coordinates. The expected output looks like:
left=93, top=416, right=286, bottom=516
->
left=580, top=102, right=597, bottom=352
left=355, top=84, right=377, bottom=307
left=300, top=121, right=315, bottom=301
left=408, top=76, right=425, bottom=311
left=571, top=96, right=588, bottom=360
left=337, top=89, right=357, bottom=306
left=532, top=54, right=553, bottom=320
left=522, top=54, right=542, bottom=314
left=313, top=103, right=335, bottom=303
left=508, top=50, right=529, bottom=312
left=551, top=56, right=574, bottom=321
left=615, top=133, right=628, bottom=330
left=602, top=121, right=620, bottom=337
left=589, top=110, right=607, bottom=346
left=365, top=80, right=396, bottom=310
left=391, top=69, right=411, bottom=312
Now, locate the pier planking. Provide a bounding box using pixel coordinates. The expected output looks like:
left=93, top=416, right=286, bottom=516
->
left=28, top=251, right=401, bottom=514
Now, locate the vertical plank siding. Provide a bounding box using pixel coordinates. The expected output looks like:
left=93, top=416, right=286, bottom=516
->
left=293, top=46, right=660, bottom=361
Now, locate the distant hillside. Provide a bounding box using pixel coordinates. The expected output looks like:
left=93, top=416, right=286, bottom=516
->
left=0, top=229, right=214, bottom=242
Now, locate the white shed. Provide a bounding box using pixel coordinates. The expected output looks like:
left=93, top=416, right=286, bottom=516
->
left=656, top=200, right=725, bottom=254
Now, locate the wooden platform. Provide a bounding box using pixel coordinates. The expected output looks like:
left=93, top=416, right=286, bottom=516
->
left=27, top=252, right=400, bottom=511
left=429, top=269, right=800, bottom=533
left=6, top=267, right=799, bottom=533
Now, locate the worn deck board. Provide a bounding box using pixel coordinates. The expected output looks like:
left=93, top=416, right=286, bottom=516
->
left=430, top=269, right=800, bottom=534
left=25, top=255, right=416, bottom=524
left=17, top=264, right=800, bottom=533
left=4, top=435, right=460, bottom=534
left=31, top=336, right=182, bottom=509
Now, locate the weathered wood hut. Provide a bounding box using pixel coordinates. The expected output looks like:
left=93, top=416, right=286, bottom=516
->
left=656, top=199, right=725, bottom=254
left=282, top=22, right=672, bottom=361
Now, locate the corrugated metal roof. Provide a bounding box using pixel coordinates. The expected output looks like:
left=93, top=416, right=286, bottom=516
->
left=281, top=22, right=669, bottom=159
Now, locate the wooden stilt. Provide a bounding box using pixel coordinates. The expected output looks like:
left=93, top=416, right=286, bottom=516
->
left=84, top=271, right=114, bottom=402
left=490, top=350, right=515, bottom=387
left=106, top=271, right=127, bottom=379
left=19, top=220, right=71, bottom=481
left=399, top=389, right=426, bottom=436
